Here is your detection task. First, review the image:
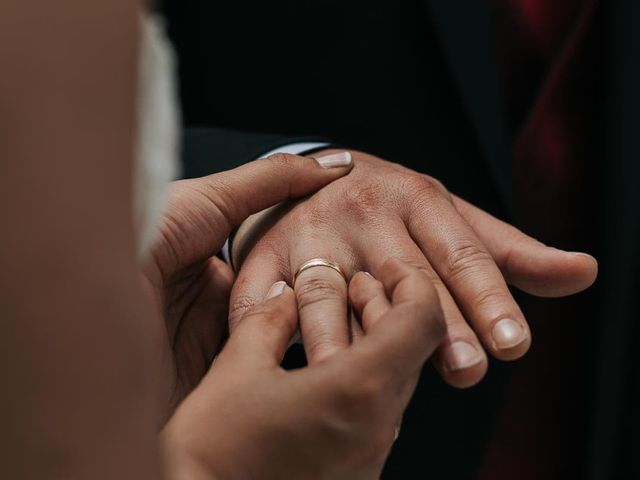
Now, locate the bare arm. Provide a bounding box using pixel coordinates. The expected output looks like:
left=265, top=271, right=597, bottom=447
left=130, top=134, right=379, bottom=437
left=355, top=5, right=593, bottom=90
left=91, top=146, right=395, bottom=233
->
left=0, top=2, right=160, bottom=479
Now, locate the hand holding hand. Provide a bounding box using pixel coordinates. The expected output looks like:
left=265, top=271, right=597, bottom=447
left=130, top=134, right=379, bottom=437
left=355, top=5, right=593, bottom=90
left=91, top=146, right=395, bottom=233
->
left=162, top=259, right=445, bottom=480
left=140, top=152, right=354, bottom=419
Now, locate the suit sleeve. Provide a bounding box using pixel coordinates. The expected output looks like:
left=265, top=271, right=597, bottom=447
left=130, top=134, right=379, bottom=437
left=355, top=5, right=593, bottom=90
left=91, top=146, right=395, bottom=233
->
left=180, top=127, right=330, bottom=179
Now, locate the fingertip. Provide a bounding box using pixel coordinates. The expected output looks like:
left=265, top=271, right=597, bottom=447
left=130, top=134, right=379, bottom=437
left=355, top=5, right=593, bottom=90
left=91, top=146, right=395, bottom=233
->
left=380, top=257, right=408, bottom=276
left=509, top=247, right=599, bottom=297
left=348, top=272, right=390, bottom=331
left=262, top=282, right=297, bottom=315
left=489, top=317, right=531, bottom=361
left=378, top=258, right=439, bottom=313
left=265, top=280, right=288, bottom=300
left=568, top=251, right=599, bottom=287
left=376, top=258, right=411, bottom=292
left=261, top=152, right=353, bottom=200
left=349, top=271, right=378, bottom=294
left=434, top=342, right=488, bottom=389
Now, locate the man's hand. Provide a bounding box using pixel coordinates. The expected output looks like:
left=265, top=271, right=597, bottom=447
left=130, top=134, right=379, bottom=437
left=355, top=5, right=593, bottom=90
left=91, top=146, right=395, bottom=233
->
left=231, top=150, right=598, bottom=388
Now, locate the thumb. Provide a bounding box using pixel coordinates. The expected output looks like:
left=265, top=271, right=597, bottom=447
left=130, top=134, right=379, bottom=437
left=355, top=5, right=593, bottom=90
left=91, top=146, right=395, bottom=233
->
left=159, top=152, right=352, bottom=266
left=222, top=281, right=299, bottom=367
left=191, top=151, right=353, bottom=233
left=452, top=195, right=598, bottom=297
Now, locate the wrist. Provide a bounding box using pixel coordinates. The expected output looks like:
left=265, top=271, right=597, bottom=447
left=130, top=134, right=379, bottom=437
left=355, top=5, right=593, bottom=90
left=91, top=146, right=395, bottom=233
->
left=229, top=148, right=359, bottom=268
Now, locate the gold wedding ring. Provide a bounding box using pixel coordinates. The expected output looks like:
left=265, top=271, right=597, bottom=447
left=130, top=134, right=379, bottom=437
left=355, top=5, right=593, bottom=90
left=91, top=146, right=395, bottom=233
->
left=293, top=258, right=347, bottom=285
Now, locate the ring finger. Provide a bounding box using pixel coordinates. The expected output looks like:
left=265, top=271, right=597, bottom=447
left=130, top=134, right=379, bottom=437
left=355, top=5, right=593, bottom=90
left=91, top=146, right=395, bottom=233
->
left=355, top=220, right=488, bottom=388
left=291, top=242, right=354, bottom=365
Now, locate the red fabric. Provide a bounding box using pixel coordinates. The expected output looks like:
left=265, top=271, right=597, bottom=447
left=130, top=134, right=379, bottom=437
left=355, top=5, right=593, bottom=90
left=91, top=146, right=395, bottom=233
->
left=478, top=1, right=600, bottom=478
left=512, top=0, right=597, bottom=240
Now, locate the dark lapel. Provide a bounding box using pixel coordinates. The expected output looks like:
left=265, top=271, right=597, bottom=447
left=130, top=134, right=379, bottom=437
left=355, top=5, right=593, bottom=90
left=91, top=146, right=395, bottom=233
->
left=424, top=0, right=513, bottom=212
left=586, top=1, right=640, bottom=478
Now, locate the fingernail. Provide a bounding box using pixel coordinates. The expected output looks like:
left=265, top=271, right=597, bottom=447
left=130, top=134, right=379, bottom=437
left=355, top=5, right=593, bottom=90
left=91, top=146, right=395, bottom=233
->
left=444, top=341, right=483, bottom=372
left=492, top=318, right=527, bottom=350
left=363, top=271, right=375, bottom=279
left=265, top=281, right=287, bottom=300
left=569, top=251, right=598, bottom=264
left=315, top=151, right=352, bottom=169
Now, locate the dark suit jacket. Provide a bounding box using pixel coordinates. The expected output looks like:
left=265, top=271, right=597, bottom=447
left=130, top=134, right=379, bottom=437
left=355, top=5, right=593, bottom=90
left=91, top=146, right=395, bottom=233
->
left=162, top=0, right=640, bottom=477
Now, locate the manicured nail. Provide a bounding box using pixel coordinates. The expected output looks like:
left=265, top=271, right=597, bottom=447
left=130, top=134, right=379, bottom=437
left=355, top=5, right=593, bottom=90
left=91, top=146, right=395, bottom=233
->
left=315, top=151, right=352, bottom=169
left=265, top=281, right=287, bottom=300
left=492, top=318, right=527, bottom=350
left=444, top=341, right=483, bottom=372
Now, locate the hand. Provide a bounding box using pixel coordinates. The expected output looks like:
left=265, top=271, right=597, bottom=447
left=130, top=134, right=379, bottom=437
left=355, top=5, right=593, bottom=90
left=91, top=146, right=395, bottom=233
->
left=230, top=150, right=598, bottom=388
left=140, top=152, right=354, bottom=420
left=162, top=259, right=445, bottom=480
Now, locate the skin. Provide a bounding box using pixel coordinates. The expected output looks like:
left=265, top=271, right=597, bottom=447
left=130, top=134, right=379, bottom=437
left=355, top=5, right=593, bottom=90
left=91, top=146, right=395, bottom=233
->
left=0, top=2, right=160, bottom=479
left=4, top=1, right=441, bottom=477
left=143, top=153, right=356, bottom=420
left=0, top=1, right=595, bottom=478
left=231, top=149, right=599, bottom=388
left=162, top=259, right=446, bottom=480
left=148, top=155, right=447, bottom=480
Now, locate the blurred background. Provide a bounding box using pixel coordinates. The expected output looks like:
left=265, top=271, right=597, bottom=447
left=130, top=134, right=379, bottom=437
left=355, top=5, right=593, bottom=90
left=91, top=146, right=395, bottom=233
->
left=159, top=0, right=639, bottom=478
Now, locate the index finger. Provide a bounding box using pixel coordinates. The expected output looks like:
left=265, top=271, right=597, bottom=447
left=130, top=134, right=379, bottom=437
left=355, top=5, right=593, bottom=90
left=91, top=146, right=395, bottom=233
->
left=352, top=259, right=446, bottom=384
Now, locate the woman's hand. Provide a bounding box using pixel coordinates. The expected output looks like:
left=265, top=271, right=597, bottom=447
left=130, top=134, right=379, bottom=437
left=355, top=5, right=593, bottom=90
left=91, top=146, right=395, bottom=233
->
left=162, top=259, right=445, bottom=480
left=140, top=152, right=354, bottom=421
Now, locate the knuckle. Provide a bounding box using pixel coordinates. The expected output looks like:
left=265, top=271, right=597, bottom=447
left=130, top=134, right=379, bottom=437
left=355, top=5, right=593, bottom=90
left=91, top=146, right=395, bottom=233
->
left=265, top=152, right=299, bottom=170
left=397, top=258, right=440, bottom=285
left=425, top=175, right=450, bottom=197
left=241, top=305, right=277, bottom=324
left=340, top=183, right=382, bottom=210
left=296, top=277, right=345, bottom=311
left=304, top=334, right=344, bottom=361
left=291, top=202, right=331, bottom=231
left=471, top=286, right=511, bottom=310
left=445, top=242, right=493, bottom=280
left=240, top=301, right=290, bottom=330
left=229, top=294, right=259, bottom=326
left=189, top=178, right=240, bottom=230
left=230, top=294, right=257, bottom=316
left=401, top=175, right=453, bottom=217
left=402, top=174, right=442, bottom=199
left=336, top=183, right=386, bottom=222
